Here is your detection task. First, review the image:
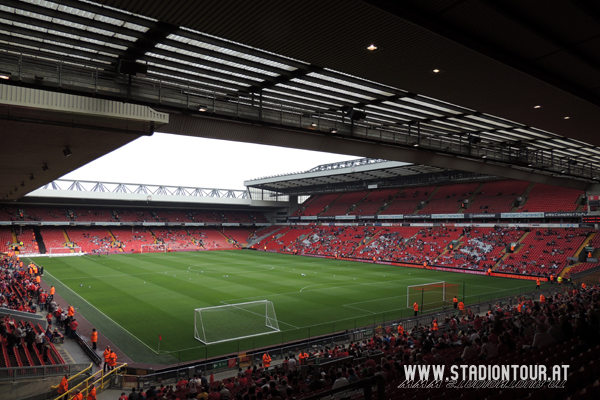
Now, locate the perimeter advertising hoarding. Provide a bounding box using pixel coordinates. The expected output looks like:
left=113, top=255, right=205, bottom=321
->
left=500, top=212, right=544, bottom=218
left=377, top=214, right=403, bottom=219
left=404, top=215, right=431, bottom=219
left=431, top=214, right=465, bottom=219
left=466, top=213, right=500, bottom=218
left=544, top=212, right=587, bottom=218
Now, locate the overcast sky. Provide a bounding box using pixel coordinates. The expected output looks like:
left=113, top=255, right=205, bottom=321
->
left=62, top=133, right=361, bottom=190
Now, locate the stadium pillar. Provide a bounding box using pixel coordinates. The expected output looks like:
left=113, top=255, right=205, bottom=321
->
left=289, top=195, right=299, bottom=215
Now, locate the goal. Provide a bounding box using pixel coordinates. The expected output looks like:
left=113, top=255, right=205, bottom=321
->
left=194, top=300, right=280, bottom=344
left=49, top=247, right=82, bottom=257
left=407, top=281, right=460, bottom=312
left=141, top=244, right=166, bottom=253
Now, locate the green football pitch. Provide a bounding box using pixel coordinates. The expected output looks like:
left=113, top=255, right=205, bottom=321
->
left=30, top=251, right=537, bottom=364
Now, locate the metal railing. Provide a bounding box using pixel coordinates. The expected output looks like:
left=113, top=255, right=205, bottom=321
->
left=53, top=363, right=128, bottom=400
left=0, top=363, right=89, bottom=382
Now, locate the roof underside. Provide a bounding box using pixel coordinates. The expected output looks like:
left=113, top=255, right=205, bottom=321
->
left=0, top=0, right=599, bottom=200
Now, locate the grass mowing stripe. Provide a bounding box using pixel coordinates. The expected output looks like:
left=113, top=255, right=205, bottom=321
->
left=44, top=270, right=158, bottom=354
left=32, top=251, right=540, bottom=363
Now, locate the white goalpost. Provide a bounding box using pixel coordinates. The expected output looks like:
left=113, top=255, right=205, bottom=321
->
left=48, top=247, right=83, bottom=257
left=407, top=281, right=460, bottom=310
left=140, top=244, right=167, bottom=253
left=194, top=300, right=280, bottom=345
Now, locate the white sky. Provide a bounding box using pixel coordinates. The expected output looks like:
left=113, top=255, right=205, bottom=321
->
left=62, top=133, right=361, bottom=190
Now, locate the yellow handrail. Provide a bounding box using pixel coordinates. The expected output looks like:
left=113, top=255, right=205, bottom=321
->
left=53, top=363, right=128, bottom=400
left=51, top=363, right=93, bottom=390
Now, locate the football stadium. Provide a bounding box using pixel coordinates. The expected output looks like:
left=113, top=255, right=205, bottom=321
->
left=1, top=1, right=600, bottom=400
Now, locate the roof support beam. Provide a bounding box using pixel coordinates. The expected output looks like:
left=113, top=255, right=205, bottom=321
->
left=161, top=113, right=590, bottom=190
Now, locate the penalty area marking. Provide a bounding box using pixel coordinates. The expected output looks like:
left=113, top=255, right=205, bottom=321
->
left=43, top=270, right=159, bottom=355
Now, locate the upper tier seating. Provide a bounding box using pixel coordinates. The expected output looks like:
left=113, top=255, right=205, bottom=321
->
left=467, top=180, right=530, bottom=213
left=296, top=194, right=341, bottom=216
left=348, top=188, right=400, bottom=215
left=521, top=184, right=583, bottom=212
left=379, top=186, right=437, bottom=216
left=321, top=192, right=368, bottom=216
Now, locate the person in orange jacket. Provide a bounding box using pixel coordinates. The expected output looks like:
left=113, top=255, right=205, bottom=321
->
left=107, top=351, right=117, bottom=371
left=90, top=329, right=98, bottom=351
left=262, top=351, right=271, bottom=369
left=72, top=389, right=83, bottom=400
left=86, top=386, right=97, bottom=400
left=103, top=346, right=111, bottom=373
left=57, top=374, right=69, bottom=394
left=413, top=302, right=419, bottom=316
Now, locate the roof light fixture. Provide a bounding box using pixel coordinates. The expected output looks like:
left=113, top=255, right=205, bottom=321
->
left=63, top=146, right=72, bottom=157
left=367, top=44, right=378, bottom=51
left=564, top=116, right=570, bottom=120
left=198, top=107, right=207, bottom=112
left=0, top=72, right=10, bottom=80
left=534, top=105, right=542, bottom=109
left=42, top=164, right=49, bottom=172
left=433, top=69, right=440, bottom=73
left=311, top=122, right=317, bottom=127
left=29, top=174, right=34, bottom=181
left=330, top=128, right=338, bottom=134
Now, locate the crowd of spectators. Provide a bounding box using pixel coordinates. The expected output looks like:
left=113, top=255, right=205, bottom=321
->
left=162, top=282, right=600, bottom=400
left=259, top=225, right=600, bottom=278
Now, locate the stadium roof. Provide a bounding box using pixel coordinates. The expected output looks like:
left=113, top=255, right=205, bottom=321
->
left=244, top=158, right=489, bottom=195
left=1, top=0, right=600, bottom=200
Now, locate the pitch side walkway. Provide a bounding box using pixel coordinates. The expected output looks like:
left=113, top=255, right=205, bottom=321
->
left=37, top=279, right=167, bottom=371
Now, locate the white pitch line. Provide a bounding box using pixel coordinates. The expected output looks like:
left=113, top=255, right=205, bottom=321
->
left=58, top=270, right=182, bottom=280
left=342, top=304, right=376, bottom=314
left=43, top=270, right=159, bottom=355
left=223, top=277, right=428, bottom=303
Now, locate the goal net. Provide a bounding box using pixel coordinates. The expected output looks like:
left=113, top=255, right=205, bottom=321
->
left=407, top=281, right=460, bottom=312
left=49, top=247, right=82, bottom=257
left=194, top=300, right=280, bottom=344
left=141, top=244, right=166, bottom=253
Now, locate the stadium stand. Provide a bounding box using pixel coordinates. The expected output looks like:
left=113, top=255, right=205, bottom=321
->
left=22, top=207, right=70, bottom=222
left=39, top=227, right=69, bottom=252
left=521, top=184, right=584, bottom=212
left=16, top=229, right=38, bottom=255
left=114, top=209, right=155, bottom=223
left=110, top=227, right=156, bottom=252
left=379, top=186, right=436, bottom=216
left=436, top=227, right=525, bottom=270
left=65, top=227, right=112, bottom=253
left=296, top=193, right=342, bottom=216
left=71, top=207, right=115, bottom=222
left=0, top=227, right=13, bottom=253
left=348, top=188, right=400, bottom=215
left=188, top=228, right=238, bottom=250
left=320, top=191, right=369, bottom=216
left=467, top=180, right=530, bottom=213
left=419, top=182, right=480, bottom=214
left=496, top=228, right=590, bottom=277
